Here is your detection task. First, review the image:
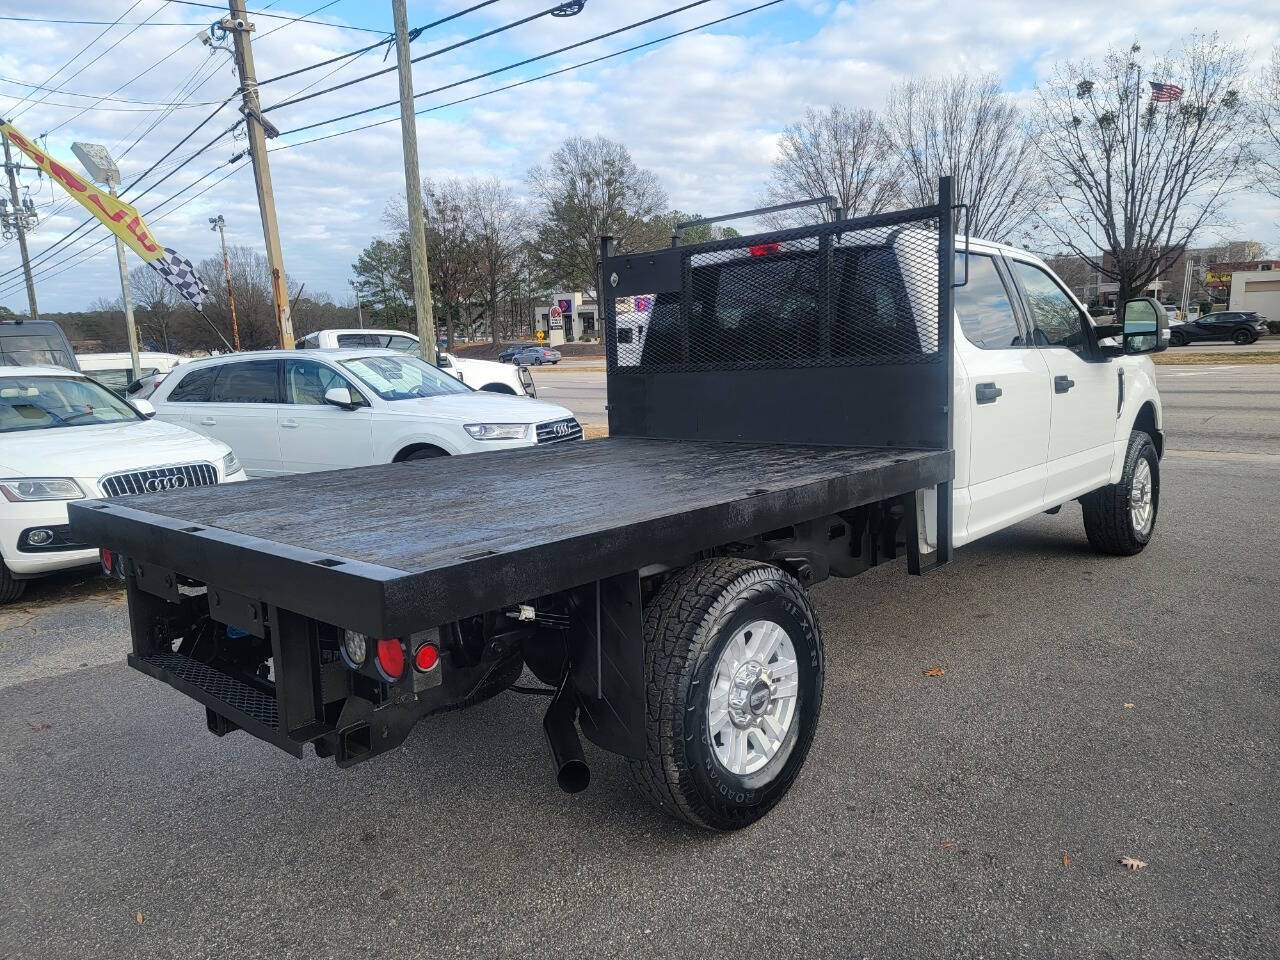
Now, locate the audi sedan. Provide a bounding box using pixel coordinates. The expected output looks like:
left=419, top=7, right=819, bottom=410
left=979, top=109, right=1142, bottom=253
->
left=0, top=366, right=245, bottom=603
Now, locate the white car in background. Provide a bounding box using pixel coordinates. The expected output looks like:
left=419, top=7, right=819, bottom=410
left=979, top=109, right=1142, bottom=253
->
left=0, top=366, right=245, bottom=602
left=77, top=351, right=186, bottom=397
left=147, top=349, right=581, bottom=477
left=296, top=328, right=535, bottom=396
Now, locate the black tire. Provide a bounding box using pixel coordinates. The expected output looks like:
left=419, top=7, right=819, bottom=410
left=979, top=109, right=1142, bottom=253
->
left=400, top=447, right=447, bottom=461
left=628, top=558, right=824, bottom=831
left=1081, top=431, right=1159, bottom=556
left=1232, top=328, right=1254, bottom=345
left=1169, top=330, right=1187, bottom=347
left=0, top=562, right=26, bottom=604
left=533, top=357, right=543, bottom=366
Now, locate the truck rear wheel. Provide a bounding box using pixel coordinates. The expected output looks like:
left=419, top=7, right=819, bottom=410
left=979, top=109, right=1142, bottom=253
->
left=628, top=558, right=823, bottom=830
left=1081, top=430, right=1159, bottom=555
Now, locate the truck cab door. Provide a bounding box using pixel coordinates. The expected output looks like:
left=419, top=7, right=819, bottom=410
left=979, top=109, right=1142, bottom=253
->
left=953, top=252, right=1052, bottom=542
left=1007, top=259, right=1119, bottom=505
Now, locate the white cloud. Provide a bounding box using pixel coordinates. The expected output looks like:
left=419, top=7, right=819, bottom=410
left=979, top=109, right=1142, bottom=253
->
left=2, top=0, right=1278, bottom=313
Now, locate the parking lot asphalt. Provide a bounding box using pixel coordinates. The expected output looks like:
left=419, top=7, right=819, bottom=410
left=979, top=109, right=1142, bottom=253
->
left=1, top=365, right=1277, bottom=959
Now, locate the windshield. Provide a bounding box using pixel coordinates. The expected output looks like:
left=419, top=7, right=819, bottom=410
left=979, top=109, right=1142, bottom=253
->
left=0, top=375, right=141, bottom=433
left=340, top=354, right=471, bottom=401
left=0, top=333, right=76, bottom=369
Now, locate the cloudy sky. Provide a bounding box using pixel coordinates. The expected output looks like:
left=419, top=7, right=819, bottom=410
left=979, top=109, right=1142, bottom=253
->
left=2, top=0, right=1278, bottom=313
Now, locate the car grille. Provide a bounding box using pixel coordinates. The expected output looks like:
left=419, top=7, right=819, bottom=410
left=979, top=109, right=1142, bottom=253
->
left=535, top=417, right=583, bottom=444
left=100, top=462, right=218, bottom=497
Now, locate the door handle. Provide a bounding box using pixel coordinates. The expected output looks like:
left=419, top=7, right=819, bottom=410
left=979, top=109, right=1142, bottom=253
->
left=199, top=417, right=217, bottom=426
left=281, top=419, right=299, bottom=429
left=975, top=382, right=1002, bottom=404
left=1054, top=375, right=1075, bottom=394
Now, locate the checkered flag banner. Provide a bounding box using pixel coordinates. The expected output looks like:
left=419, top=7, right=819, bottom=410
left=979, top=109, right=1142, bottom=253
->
left=149, top=247, right=210, bottom=311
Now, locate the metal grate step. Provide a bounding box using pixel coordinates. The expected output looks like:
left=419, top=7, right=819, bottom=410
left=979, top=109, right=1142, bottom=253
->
left=140, top=652, right=279, bottom=729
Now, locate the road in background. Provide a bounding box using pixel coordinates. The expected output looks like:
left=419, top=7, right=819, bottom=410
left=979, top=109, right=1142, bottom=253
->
left=533, top=360, right=1280, bottom=446
left=1157, top=365, right=1280, bottom=455
left=1, top=363, right=1277, bottom=959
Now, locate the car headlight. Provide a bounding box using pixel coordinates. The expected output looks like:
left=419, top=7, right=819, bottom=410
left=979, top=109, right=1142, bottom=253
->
left=464, top=423, right=530, bottom=441
left=222, top=450, right=241, bottom=476
left=0, top=478, right=85, bottom=502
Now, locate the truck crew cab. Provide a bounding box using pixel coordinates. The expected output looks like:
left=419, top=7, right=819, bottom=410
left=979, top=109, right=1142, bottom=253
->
left=70, top=180, right=1166, bottom=831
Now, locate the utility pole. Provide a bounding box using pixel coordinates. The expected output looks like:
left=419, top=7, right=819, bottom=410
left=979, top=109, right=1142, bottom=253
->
left=391, top=0, right=437, bottom=364
left=350, top=280, right=364, bottom=328
left=227, top=0, right=294, bottom=348
left=109, top=185, right=142, bottom=383
left=209, top=215, right=241, bottom=349
left=2, top=135, right=39, bottom=321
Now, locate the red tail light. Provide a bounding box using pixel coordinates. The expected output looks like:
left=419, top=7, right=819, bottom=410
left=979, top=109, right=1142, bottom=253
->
left=375, top=637, right=406, bottom=681
left=414, top=642, right=439, bottom=672
left=100, top=548, right=113, bottom=573
left=749, top=242, right=781, bottom=257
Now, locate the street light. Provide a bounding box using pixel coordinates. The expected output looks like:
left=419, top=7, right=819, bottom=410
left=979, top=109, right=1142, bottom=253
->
left=71, top=142, right=140, bottom=383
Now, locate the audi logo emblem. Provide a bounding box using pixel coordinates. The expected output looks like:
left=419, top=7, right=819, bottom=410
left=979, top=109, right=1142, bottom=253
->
left=552, top=421, right=572, bottom=437
left=144, top=475, right=189, bottom=492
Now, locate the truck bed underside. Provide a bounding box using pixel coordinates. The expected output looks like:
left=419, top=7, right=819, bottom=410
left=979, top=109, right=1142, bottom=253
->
left=70, top=437, right=952, bottom=636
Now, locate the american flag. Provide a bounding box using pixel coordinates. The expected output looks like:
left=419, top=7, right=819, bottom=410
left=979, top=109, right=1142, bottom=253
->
left=1149, top=81, right=1184, bottom=103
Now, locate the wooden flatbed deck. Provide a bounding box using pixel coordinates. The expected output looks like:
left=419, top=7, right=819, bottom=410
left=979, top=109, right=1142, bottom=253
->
left=69, top=438, right=952, bottom=636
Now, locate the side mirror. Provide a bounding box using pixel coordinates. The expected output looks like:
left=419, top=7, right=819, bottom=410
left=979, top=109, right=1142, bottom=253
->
left=131, top=398, right=156, bottom=419
left=1121, top=296, right=1168, bottom=355
left=323, top=386, right=357, bottom=410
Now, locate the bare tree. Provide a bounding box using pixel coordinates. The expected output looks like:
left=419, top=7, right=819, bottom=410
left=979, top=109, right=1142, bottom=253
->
left=1031, top=35, right=1249, bottom=303
left=1253, top=44, right=1280, bottom=200
left=466, top=178, right=528, bottom=343
left=762, top=105, right=900, bottom=227
left=528, top=136, right=668, bottom=298
left=197, top=246, right=278, bottom=350
left=885, top=73, right=1041, bottom=241
left=129, top=263, right=181, bottom=352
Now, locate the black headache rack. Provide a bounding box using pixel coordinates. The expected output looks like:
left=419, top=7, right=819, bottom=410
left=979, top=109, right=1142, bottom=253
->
left=67, top=181, right=958, bottom=771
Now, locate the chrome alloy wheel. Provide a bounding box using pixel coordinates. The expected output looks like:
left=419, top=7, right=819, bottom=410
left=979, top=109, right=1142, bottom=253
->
left=707, top=619, right=799, bottom=777
left=1129, top=457, right=1154, bottom=535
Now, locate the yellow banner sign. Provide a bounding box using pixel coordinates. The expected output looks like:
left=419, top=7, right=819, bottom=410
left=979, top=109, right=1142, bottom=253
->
left=1, top=121, right=162, bottom=262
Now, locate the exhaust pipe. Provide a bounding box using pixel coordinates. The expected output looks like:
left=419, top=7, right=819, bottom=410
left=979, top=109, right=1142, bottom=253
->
left=543, top=696, right=590, bottom=793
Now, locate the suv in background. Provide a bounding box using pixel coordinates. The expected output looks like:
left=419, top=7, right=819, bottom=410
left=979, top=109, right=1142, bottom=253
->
left=0, top=319, right=79, bottom=370
left=298, top=328, right=534, bottom=396
left=147, top=349, right=578, bottom=476
left=1168, top=310, right=1268, bottom=346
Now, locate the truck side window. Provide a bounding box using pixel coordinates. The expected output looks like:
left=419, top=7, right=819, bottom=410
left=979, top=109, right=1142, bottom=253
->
left=953, top=253, right=1023, bottom=349
left=1010, top=260, right=1088, bottom=356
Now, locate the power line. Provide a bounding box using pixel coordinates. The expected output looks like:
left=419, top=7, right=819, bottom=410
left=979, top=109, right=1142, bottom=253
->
left=261, top=1, right=579, bottom=114
left=0, top=95, right=241, bottom=281
left=168, top=0, right=389, bottom=35
left=0, top=160, right=248, bottom=300
left=7, top=0, right=148, bottom=120
left=0, top=75, right=225, bottom=107
left=0, top=14, right=211, bottom=26
left=276, top=0, right=715, bottom=135
left=255, top=0, right=502, bottom=89
left=273, top=0, right=780, bottom=149
left=41, top=30, right=213, bottom=135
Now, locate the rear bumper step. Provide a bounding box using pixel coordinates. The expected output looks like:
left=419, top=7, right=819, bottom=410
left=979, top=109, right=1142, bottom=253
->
left=129, top=651, right=309, bottom=757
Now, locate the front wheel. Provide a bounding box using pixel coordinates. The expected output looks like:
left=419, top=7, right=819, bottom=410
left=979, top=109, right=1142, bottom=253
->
left=628, top=558, right=824, bottom=831
left=1081, top=431, right=1159, bottom=556
left=0, top=562, right=26, bottom=604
